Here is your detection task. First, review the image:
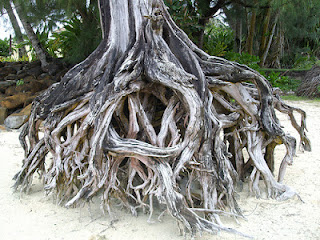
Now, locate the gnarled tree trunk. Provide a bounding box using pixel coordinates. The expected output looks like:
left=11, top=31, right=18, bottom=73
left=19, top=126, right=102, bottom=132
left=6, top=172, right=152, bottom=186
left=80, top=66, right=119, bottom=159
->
left=13, top=0, right=311, bottom=237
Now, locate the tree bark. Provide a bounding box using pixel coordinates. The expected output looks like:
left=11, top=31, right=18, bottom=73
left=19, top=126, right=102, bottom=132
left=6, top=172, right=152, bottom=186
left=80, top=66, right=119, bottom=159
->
left=13, top=0, right=311, bottom=237
left=4, top=0, right=27, bottom=57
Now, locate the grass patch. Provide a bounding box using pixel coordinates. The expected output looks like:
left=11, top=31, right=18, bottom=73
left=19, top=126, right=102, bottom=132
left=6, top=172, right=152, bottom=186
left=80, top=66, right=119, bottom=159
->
left=281, top=95, right=320, bottom=102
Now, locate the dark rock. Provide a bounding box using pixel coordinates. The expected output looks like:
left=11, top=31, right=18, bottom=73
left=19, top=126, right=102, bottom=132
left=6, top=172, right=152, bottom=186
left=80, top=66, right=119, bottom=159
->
left=0, top=81, right=15, bottom=94
left=39, top=79, right=55, bottom=88
left=43, top=62, right=61, bottom=75
left=31, top=81, right=48, bottom=93
left=38, top=73, right=52, bottom=81
left=26, top=65, right=43, bottom=78
left=16, top=70, right=29, bottom=79
left=24, top=80, right=47, bottom=94
left=25, top=95, right=36, bottom=106
left=0, top=66, right=17, bottom=78
left=24, top=60, right=41, bottom=70
left=4, top=74, right=17, bottom=81
left=23, top=75, right=37, bottom=83
left=10, top=63, right=24, bottom=72
left=0, top=93, right=5, bottom=100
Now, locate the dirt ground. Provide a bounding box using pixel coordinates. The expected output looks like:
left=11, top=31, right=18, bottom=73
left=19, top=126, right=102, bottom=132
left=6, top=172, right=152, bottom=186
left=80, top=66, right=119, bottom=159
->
left=0, top=100, right=319, bottom=240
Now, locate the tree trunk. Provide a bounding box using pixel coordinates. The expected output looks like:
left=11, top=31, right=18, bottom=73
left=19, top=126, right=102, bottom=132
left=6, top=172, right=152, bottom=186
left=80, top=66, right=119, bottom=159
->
left=13, top=1, right=50, bottom=68
left=4, top=0, right=27, bottom=57
left=13, top=0, right=311, bottom=237
left=260, top=13, right=279, bottom=67
left=259, top=6, right=271, bottom=61
left=234, top=16, right=242, bottom=53
left=245, top=2, right=257, bottom=55
left=269, top=24, right=283, bottom=69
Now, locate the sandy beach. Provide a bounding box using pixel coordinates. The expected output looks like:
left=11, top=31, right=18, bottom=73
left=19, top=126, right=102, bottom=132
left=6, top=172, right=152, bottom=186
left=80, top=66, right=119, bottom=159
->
left=0, top=100, right=319, bottom=240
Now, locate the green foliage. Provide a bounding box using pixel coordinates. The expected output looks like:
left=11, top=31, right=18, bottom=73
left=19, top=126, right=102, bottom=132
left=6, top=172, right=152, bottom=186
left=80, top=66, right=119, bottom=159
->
left=164, top=0, right=201, bottom=42
left=0, top=55, right=30, bottom=62
left=7, top=0, right=101, bottom=64
left=282, top=46, right=320, bottom=70
left=292, top=52, right=320, bottom=70
left=0, top=38, right=10, bottom=57
left=16, top=79, right=24, bottom=86
left=50, top=16, right=101, bottom=64
left=224, top=52, right=261, bottom=70
left=279, top=0, right=320, bottom=67
left=14, top=0, right=65, bottom=32
left=265, top=72, right=300, bottom=92
left=16, top=28, right=59, bottom=60
left=224, top=51, right=300, bottom=92
left=203, top=19, right=234, bottom=56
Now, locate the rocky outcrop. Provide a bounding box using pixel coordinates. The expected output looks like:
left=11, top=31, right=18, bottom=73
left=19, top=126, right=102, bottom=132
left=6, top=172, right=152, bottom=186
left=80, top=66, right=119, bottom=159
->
left=0, top=60, right=70, bottom=129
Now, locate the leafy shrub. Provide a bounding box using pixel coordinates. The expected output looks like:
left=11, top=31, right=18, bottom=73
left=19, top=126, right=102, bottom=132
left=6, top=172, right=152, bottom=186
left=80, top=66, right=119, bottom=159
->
left=203, top=19, right=234, bottom=57
left=224, top=52, right=261, bottom=70
left=15, top=28, right=59, bottom=61
left=0, top=38, right=10, bottom=57
left=265, top=71, right=300, bottom=92
left=224, top=52, right=300, bottom=92
left=281, top=46, right=320, bottom=69
left=292, top=53, right=320, bottom=70
left=50, top=16, right=101, bottom=64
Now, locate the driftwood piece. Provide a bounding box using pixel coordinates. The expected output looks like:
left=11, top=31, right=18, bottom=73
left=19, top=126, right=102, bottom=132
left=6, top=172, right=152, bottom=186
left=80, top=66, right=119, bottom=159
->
left=13, top=0, right=311, bottom=237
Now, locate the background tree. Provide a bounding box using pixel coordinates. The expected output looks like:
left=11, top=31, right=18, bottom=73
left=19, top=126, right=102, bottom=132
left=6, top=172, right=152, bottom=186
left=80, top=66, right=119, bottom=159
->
left=280, top=0, right=320, bottom=68
left=223, top=0, right=320, bottom=68
left=1, top=0, right=27, bottom=56
left=12, top=0, right=52, bottom=68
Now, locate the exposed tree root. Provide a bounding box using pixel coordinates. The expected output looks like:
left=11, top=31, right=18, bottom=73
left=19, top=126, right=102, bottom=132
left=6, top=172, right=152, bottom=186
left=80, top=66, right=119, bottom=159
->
left=13, top=0, right=310, bottom=237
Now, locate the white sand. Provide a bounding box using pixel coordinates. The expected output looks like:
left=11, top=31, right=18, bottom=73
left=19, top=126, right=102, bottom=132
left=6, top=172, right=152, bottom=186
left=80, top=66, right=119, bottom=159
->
left=0, top=100, right=319, bottom=240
